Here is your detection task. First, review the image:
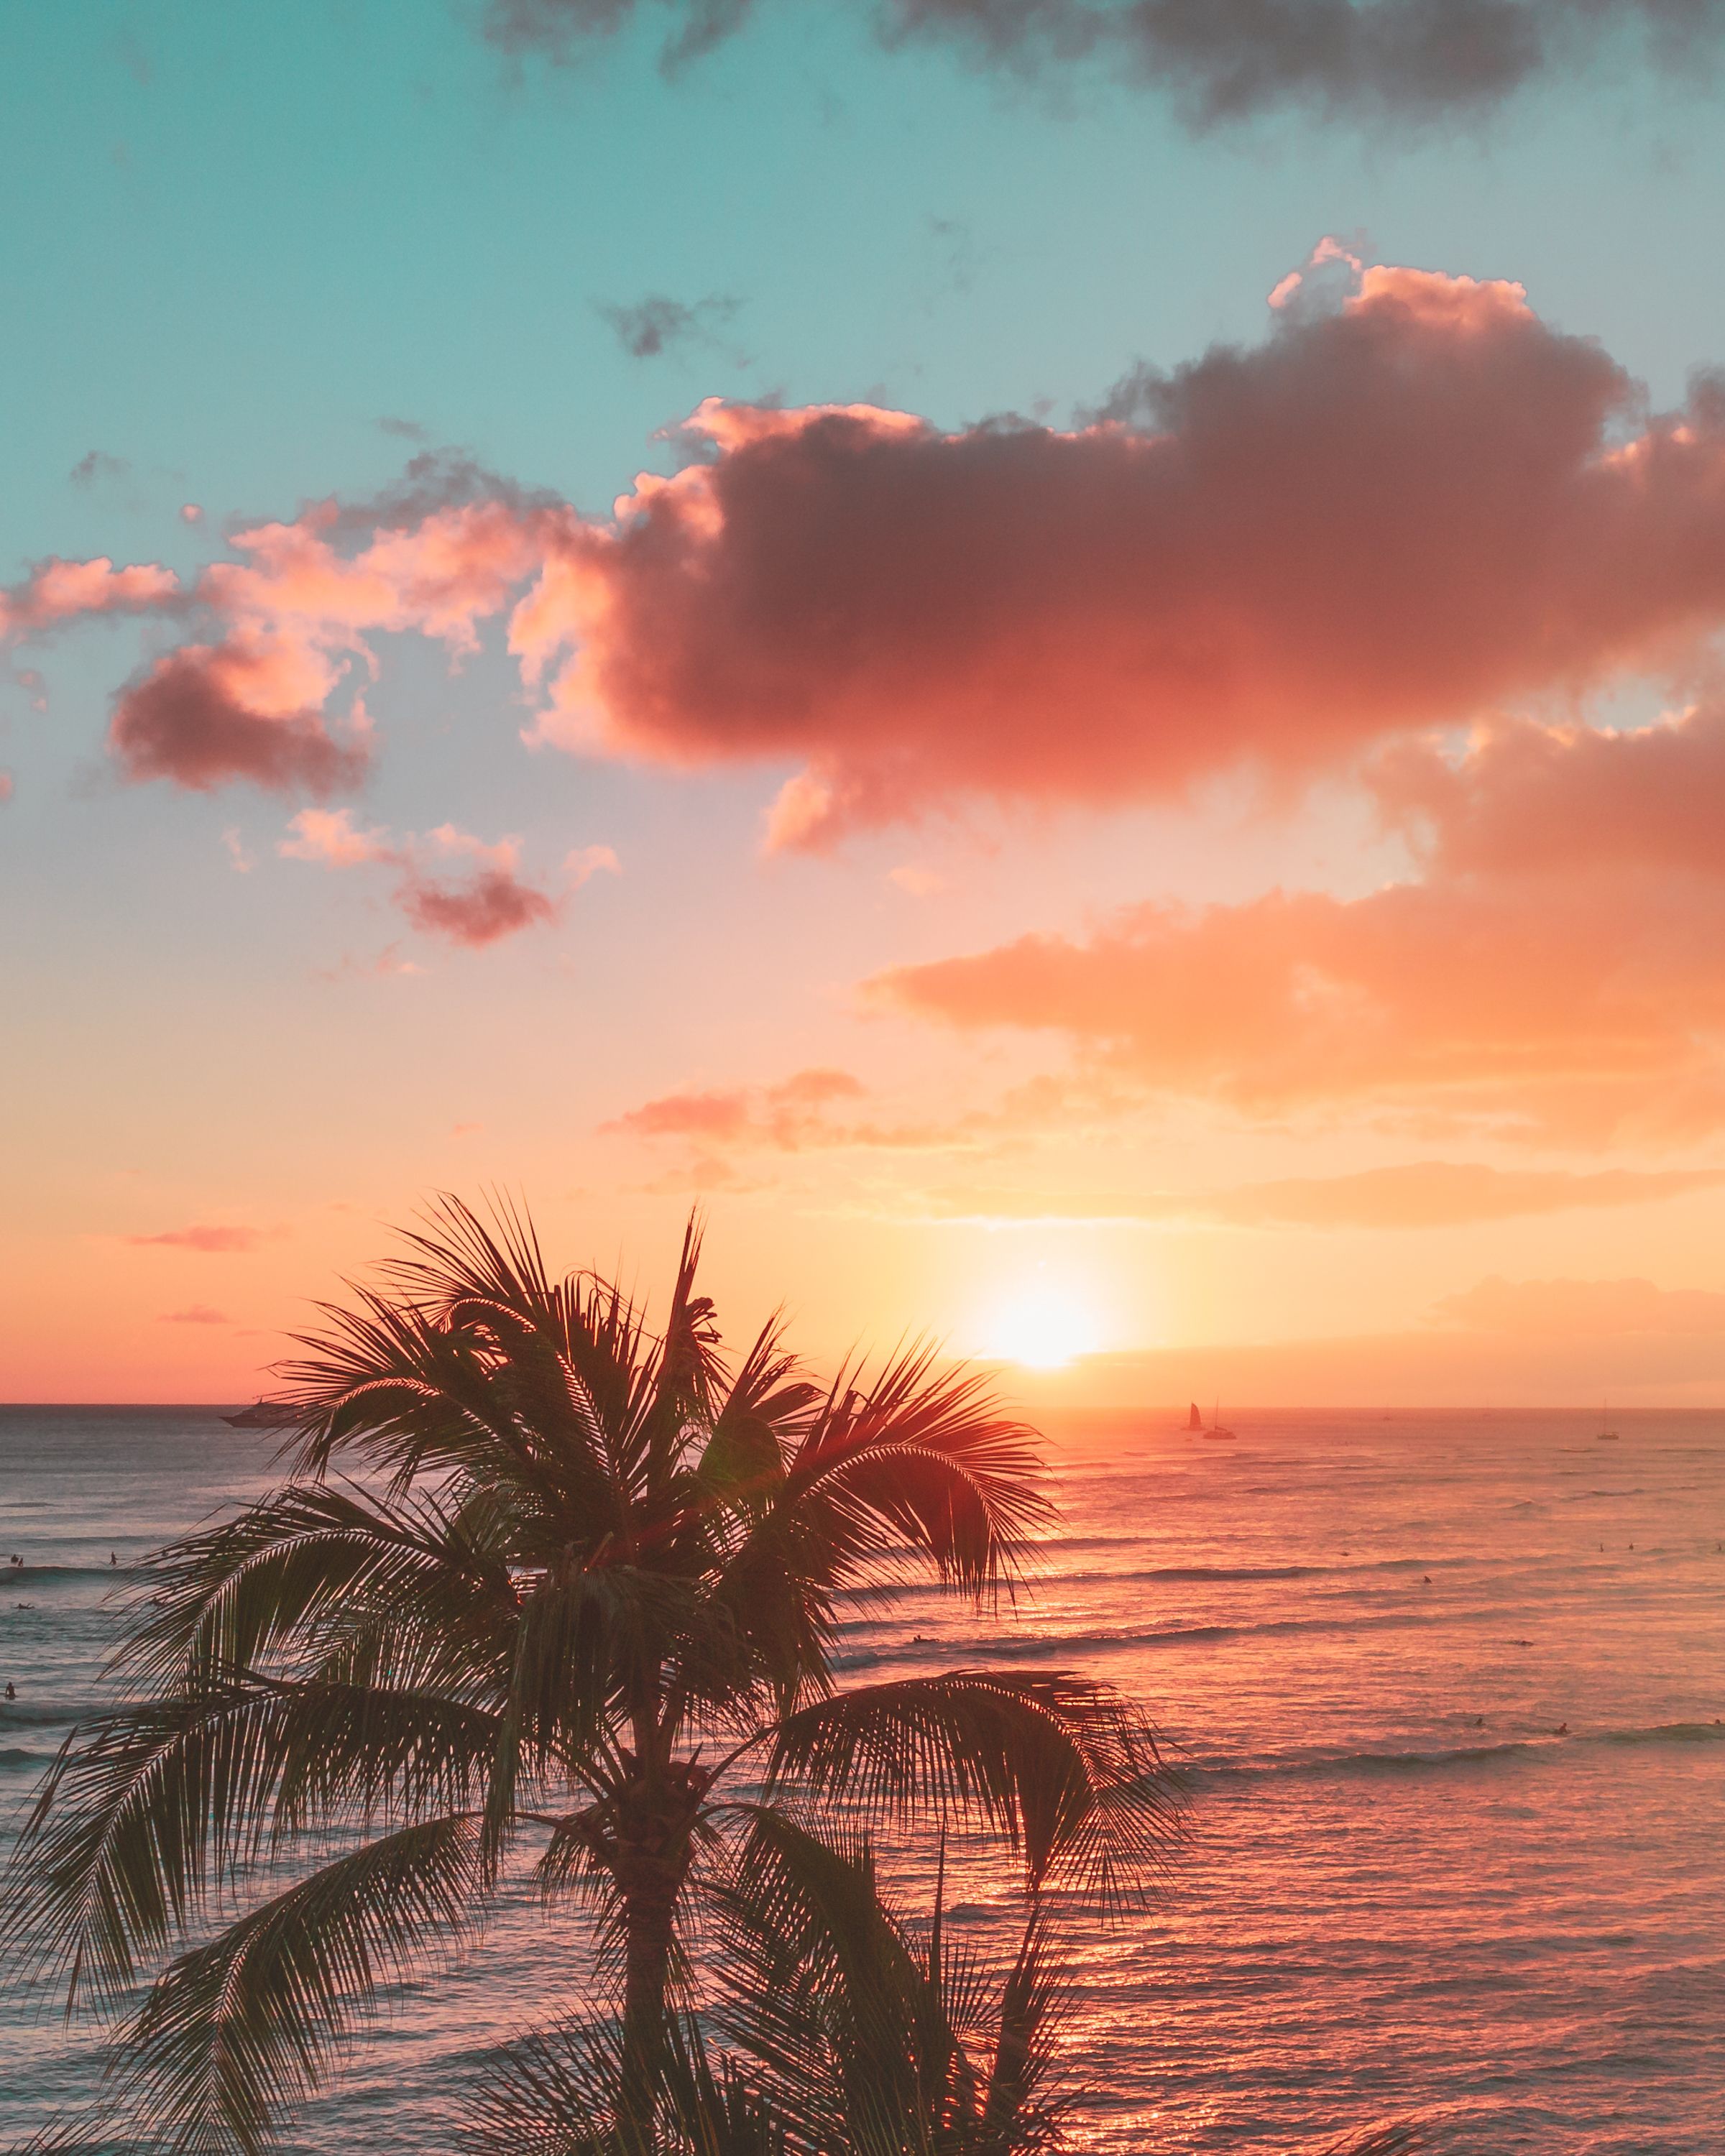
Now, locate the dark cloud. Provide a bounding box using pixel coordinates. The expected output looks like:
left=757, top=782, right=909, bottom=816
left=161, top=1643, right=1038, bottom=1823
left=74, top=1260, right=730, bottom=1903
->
left=109, top=648, right=372, bottom=797
left=69, top=451, right=129, bottom=488
left=483, top=0, right=1725, bottom=121
left=377, top=416, right=431, bottom=441
left=597, top=292, right=740, bottom=359
left=398, top=864, right=560, bottom=945
left=487, top=0, right=755, bottom=70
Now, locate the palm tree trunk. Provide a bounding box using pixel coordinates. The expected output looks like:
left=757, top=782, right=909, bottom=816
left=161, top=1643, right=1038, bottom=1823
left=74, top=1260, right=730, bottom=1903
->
left=617, top=1864, right=679, bottom=2148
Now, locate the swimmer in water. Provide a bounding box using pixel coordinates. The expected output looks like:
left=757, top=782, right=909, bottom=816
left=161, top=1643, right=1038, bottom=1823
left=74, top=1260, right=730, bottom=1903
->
left=1556, top=1723, right=1568, bottom=1735
left=110, top=1552, right=117, bottom=1566
left=4, top=1682, right=14, bottom=1700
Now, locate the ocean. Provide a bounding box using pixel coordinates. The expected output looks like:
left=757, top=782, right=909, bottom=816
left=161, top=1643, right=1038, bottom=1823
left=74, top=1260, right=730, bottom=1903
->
left=1, top=1405, right=1721, bottom=2153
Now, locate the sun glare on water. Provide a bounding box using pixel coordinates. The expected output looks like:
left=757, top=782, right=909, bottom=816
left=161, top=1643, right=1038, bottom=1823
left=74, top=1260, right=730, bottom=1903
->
left=980, top=1284, right=1101, bottom=1370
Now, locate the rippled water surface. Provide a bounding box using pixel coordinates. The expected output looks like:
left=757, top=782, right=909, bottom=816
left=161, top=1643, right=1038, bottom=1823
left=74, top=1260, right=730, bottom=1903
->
left=2, top=1405, right=1721, bottom=2152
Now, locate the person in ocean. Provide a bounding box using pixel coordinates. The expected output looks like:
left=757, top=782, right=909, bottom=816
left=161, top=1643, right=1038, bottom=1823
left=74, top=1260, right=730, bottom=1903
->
left=109, top=1552, right=116, bottom=1566
left=4, top=1682, right=14, bottom=1700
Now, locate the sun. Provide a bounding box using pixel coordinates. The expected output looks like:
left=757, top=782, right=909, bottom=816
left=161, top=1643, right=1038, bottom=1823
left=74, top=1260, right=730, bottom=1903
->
left=980, top=1284, right=1101, bottom=1370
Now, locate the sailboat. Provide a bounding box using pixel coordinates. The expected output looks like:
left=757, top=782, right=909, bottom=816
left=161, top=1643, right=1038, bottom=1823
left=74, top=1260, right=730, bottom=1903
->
left=1202, top=1399, right=1236, bottom=1441
left=1185, top=1401, right=1202, bottom=1432
left=222, top=1399, right=297, bottom=1429
left=1595, top=1399, right=1619, bottom=1441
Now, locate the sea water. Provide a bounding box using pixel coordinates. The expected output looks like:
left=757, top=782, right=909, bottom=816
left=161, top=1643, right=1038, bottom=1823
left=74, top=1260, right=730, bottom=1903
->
left=1, top=1405, right=1720, bottom=2152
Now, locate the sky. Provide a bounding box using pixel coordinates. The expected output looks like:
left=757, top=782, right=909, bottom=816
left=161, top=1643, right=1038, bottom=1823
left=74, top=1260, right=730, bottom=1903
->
left=9, top=0, right=1725, bottom=1402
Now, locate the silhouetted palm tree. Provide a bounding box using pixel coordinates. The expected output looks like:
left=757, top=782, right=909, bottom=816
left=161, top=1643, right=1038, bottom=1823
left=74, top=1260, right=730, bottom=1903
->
left=7, top=1200, right=1179, bottom=2155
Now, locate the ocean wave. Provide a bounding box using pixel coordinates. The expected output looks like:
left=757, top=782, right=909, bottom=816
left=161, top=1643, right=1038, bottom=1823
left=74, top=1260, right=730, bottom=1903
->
left=1598, top=1720, right=1725, bottom=1746
left=836, top=1607, right=1456, bottom=1669
left=1193, top=1720, right=1725, bottom=1782
left=0, top=1700, right=85, bottom=1730
left=0, top=1563, right=137, bottom=1580
left=0, top=1744, right=55, bottom=1769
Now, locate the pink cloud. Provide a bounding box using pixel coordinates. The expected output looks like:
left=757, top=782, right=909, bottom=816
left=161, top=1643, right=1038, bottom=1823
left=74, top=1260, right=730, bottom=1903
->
left=564, top=842, right=620, bottom=885
left=126, top=1225, right=272, bottom=1253
left=504, top=267, right=1725, bottom=846
left=278, top=806, right=395, bottom=867
left=280, top=811, right=562, bottom=948
left=0, top=556, right=180, bottom=640
left=872, top=865, right=1725, bottom=1143
left=0, top=772, right=12, bottom=805
left=1376, top=702, right=1725, bottom=880
left=110, top=642, right=371, bottom=795
left=158, top=1305, right=230, bottom=1326
left=398, top=862, right=558, bottom=946
left=24, top=261, right=1725, bottom=839
left=603, top=1066, right=1000, bottom=1159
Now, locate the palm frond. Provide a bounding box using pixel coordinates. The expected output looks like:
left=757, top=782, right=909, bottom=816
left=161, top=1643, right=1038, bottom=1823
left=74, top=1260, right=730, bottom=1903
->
left=472, top=2012, right=786, bottom=2156
left=8, top=1676, right=497, bottom=2010
left=779, top=1345, right=1053, bottom=1599
left=113, top=1479, right=520, bottom=1692
left=119, top=1814, right=480, bottom=2156
left=765, top=1672, right=1184, bottom=1902
left=1310, top=2132, right=1418, bottom=2155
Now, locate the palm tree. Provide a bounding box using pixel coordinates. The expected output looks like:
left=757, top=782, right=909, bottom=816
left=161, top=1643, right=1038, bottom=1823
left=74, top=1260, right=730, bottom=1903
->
left=7, top=1199, right=1180, bottom=2155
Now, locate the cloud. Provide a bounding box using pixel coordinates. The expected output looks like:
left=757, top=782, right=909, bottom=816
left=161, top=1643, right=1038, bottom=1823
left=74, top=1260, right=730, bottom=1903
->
left=1435, top=1274, right=1725, bottom=1337
left=0, top=772, right=12, bottom=805
left=399, top=861, right=558, bottom=945
left=158, top=1305, right=230, bottom=1326
left=109, top=644, right=372, bottom=796
left=481, top=1, right=1725, bottom=122
left=377, top=416, right=431, bottom=441
left=1376, top=701, right=1725, bottom=882
left=606, top=1067, right=869, bottom=1147
left=597, top=292, right=740, bottom=359
left=872, top=864, right=1725, bottom=1142
left=0, top=556, right=180, bottom=639
left=509, top=270, right=1725, bottom=847
left=126, top=1225, right=272, bottom=1253
left=565, top=842, right=620, bottom=885
left=916, top=1162, right=1725, bottom=1228
left=279, top=809, right=565, bottom=947
left=69, top=451, right=129, bottom=488
left=24, top=259, right=1725, bottom=838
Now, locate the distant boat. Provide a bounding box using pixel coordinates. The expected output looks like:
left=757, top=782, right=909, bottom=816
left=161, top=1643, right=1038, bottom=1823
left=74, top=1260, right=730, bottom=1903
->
left=1202, top=1399, right=1236, bottom=1441
left=1595, top=1399, right=1619, bottom=1442
left=222, top=1399, right=297, bottom=1429
left=1186, top=1401, right=1203, bottom=1432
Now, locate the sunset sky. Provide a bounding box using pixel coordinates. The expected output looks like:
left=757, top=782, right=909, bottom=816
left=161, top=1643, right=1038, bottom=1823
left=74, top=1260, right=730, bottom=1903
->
left=11, top=1, right=1725, bottom=1402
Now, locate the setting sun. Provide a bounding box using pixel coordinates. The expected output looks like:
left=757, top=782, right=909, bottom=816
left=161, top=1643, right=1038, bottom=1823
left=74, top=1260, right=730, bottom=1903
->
left=980, top=1283, right=1102, bottom=1369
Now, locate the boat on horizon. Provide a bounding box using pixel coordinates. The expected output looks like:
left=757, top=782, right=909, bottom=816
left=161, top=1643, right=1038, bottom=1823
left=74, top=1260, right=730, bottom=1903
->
left=1185, top=1400, right=1202, bottom=1432
left=1202, top=1399, right=1236, bottom=1441
left=1595, top=1399, right=1619, bottom=1441
left=221, top=1399, right=298, bottom=1429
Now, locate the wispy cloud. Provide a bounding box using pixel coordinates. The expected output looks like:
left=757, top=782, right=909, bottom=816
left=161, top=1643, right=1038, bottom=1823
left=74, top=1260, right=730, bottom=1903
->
left=597, top=292, right=740, bottom=359
left=125, top=1225, right=276, bottom=1253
